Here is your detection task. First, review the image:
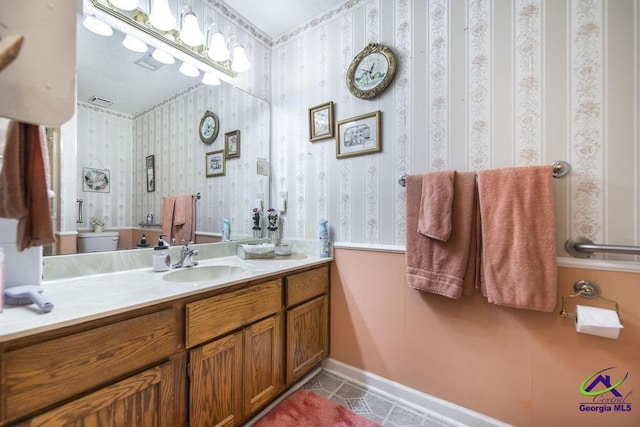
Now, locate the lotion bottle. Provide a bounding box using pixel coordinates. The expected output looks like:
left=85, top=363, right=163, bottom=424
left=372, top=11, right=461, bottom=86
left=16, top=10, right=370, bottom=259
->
left=153, top=236, right=171, bottom=272
left=319, top=220, right=329, bottom=258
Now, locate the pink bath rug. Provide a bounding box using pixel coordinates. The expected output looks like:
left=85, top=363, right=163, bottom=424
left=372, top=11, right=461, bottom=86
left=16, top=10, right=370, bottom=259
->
left=253, top=389, right=380, bottom=427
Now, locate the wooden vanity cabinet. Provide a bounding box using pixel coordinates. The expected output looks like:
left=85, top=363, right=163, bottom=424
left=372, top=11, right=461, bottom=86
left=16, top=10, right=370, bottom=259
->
left=285, top=265, right=330, bottom=384
left=186, top=280, right=284, bottom=426
left=0, top=263, right=330, bottom=427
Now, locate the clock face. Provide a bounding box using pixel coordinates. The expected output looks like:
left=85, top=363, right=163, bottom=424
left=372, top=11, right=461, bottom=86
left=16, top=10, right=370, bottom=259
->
left=347, top=43, right=396, bottom=99
left=354, top=52, right=389, bottom=90
left=199, top=111, right=219, bottom=144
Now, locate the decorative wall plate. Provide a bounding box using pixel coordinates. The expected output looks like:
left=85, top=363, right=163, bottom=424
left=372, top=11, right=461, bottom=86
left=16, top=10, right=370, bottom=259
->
left=199, top=110, right=219, bottom=144
left=346, top=43, right=397, bottom=99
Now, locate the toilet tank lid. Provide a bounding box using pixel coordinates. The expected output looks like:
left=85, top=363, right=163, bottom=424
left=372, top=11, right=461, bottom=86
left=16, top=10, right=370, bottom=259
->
left=77, top=232, right=119, bottom=238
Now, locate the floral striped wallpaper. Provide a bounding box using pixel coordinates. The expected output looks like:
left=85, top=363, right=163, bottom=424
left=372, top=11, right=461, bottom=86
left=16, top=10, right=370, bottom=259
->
left=270, top=0, right=639, bottom=261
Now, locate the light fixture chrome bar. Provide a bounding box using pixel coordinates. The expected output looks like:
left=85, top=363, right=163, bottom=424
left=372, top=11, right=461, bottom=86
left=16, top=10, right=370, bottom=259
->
left=88, top=0, right=236, bottom=78
left=565, top=237, right=640, bottom=258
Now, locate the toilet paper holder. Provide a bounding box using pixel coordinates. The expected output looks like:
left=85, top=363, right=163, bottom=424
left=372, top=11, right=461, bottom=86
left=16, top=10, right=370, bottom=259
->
left=560, top=280, right=621, bottom=324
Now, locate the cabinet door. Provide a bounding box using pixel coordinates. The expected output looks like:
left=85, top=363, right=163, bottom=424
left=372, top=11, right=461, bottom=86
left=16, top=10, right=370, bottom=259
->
left=287, top=295, right=329, bottom=384
left=190, top=331, right=243, bottom=427
left=243, top=313, right=283, bottom=417
left=22, top=359, right=184, bottom=426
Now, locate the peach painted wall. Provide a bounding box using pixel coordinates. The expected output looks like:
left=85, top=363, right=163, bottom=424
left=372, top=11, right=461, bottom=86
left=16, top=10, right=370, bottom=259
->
left=330, top=248, right=640, bottom=426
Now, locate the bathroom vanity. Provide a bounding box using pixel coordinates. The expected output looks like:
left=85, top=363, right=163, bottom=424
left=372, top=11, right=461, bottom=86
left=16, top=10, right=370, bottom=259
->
left=0, top=253, right=329, bottom=426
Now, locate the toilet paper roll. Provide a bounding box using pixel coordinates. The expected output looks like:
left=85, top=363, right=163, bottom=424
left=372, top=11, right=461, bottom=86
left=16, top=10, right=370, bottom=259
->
left=575, top=305, right=623, bottom=339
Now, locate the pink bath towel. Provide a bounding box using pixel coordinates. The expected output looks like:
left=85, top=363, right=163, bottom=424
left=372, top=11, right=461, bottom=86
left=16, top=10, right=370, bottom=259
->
left=173, top=194, right=195, bottom=244
left=162, top=195, right=176, bottom=242
left=406, top=172, right=477, bottom=299
left=418, top=171, right=455, bottom=241
left=162, top=194, right=195, bottom=245
left=476, top=165, right=558, bottom=312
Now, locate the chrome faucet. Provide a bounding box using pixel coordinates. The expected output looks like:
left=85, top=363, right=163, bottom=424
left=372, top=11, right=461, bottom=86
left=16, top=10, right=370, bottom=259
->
left=173, top=241, right=198, bottom=268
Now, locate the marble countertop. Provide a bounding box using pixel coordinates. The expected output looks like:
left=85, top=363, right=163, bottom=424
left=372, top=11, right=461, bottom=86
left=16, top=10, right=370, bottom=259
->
left=0, top=252, right=330, bottom=343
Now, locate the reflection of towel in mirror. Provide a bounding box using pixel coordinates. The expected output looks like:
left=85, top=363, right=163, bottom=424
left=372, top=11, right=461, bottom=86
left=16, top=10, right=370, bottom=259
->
left=162, top=194, right=195, bottom=244
left=161, top=196, right=176, bottom=241
left=0, top=121, right=55, bottom=250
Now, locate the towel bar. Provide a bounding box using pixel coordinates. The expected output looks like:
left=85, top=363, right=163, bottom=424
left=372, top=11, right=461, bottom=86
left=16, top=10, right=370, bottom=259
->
left=565, top=237, right=640, bottom=258
left=397, top=160, right=570, bottom=187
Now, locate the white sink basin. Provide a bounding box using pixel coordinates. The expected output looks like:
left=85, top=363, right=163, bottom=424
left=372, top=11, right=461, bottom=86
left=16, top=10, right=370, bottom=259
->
left=163, top=265, right=247, bottom=283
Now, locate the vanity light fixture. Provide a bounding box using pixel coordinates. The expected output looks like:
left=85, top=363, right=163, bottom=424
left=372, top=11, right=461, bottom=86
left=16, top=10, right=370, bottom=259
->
left=202, top=72, right=221, bottom=86
left=122, top=34, right=148, bottom=52
left=206, top=23, right=229, bottom=62
left=82, top=15, right=113, bottom=36
left=88, top=0, right=243, bottom=78
left=148, top=0, right=176, bottom=32
left=179, top=5, right=205, bottom=47
left=109, top=0, right=138, bottom=11
left=151, top=48, right=175, bottom=64
left=179, top=61, right=200, bottom=77
left=230, top=39, right=251, bottom=73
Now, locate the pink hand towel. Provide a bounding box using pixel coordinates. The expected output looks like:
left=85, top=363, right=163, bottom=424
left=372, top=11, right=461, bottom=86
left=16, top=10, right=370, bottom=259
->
left=476, top=165, right=558, bottom=312
left=418, top=171, right=455, bottom=241
left=406, top=172, right=477, bottom=299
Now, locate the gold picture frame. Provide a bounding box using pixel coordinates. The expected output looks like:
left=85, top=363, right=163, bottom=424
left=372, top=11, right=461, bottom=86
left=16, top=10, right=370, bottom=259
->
left=206, top=150, right=225, bottom=177
left=309, top=101, right=334, bottom=142
left=225, top=129, right=241, bottom=158
left=335, top=111, right=382, bottom=159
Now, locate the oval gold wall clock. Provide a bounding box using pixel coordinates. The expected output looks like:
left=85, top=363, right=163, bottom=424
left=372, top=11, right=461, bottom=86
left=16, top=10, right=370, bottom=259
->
left=346, top=43, right=397, bottom=99
left=199, top=110, right=220, bottom=144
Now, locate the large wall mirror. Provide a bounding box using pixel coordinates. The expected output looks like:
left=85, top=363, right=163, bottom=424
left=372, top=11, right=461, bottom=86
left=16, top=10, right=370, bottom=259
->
left=46, top=13, right=270, bottom=256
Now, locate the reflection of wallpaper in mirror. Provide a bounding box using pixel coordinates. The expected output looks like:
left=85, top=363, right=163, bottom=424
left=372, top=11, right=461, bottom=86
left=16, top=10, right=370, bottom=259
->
left=64, top=84, right=270, bottom=254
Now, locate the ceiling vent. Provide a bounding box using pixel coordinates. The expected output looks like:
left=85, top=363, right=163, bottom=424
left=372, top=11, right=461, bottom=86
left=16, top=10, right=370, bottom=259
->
left=134, top=53, right=165, bottom=71
left=89, top=95, right=113, bottom=108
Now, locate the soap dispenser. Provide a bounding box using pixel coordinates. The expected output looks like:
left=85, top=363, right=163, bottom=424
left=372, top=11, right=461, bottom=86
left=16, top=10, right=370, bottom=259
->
left=222, top=219, right=230, bottom=241
left=153, top=235, right=171, bottom=272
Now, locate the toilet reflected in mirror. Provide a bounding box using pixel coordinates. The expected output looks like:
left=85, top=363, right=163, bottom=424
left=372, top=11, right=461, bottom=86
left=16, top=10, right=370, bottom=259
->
left=77, top=232, right=120, bottom=253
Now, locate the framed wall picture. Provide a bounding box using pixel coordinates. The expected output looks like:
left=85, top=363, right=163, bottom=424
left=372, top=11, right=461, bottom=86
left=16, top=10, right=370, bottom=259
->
left=206, top=150, right=226, bottom=177
left=335, top=110, right=382, bottom=159
left=309, top=101, right=334, bottom=142
left=146, top=155, right=155, bottom=192
left=225, top=130, right=241, bottom=158
left=82, top=167, right=110, bottom=193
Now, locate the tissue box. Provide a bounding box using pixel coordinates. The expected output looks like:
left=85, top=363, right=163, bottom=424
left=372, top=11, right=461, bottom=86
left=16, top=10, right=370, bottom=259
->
left=237, top=243, right=276, bottom=259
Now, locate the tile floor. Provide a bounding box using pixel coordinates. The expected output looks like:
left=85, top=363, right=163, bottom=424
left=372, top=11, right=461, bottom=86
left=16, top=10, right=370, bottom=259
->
left=301, top=370, right=460, bottom=427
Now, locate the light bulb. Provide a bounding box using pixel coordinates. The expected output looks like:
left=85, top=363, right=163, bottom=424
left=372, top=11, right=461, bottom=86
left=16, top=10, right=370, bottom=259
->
left=231, top=44, right=251, bottom=72
left=207, top=30, right=229, bottom=62
left=202, top=73, right=221, bottom=86
left=82, top=15, right=113, bottom=36
left=149, top=0, right=176, bottom=31
left=152, top=48, right=175, bottom=64
left=179, top=62, right=200, bottom=77
left=109, top=0, right=138, bottom=11
left=179, top=6, right=204, bottom=47
left=122, top=35, right=148, bottom=52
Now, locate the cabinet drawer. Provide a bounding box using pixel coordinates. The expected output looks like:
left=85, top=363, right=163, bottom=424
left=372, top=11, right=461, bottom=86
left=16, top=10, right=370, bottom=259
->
left=3, top=309, right=180, bottom=422
left=286, top=265, right=329, bottom=307
left=186, top=280, right=282, bottom=348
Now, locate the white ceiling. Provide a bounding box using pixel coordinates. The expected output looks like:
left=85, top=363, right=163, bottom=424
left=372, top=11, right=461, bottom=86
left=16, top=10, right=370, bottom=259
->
left=77, top=1, right=344, bottom=115
left=228, top=0, right=346, bottom=38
